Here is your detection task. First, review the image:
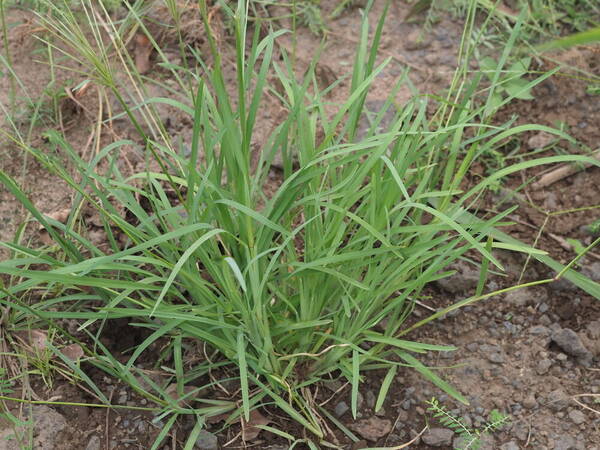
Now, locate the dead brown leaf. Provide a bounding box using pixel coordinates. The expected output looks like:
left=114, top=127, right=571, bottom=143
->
left=14, top=329, right=48, bottom=354
left=497, top=3, right=519, bottom=20
left=165, top=383, right=201, bottom=408
left=39, top=230, right=54, bottom=246
left=134, top=33, right=153, bottom=74
left=241, top=409, right=271, bottom=441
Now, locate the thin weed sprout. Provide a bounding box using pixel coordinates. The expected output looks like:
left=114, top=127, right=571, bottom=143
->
left=0, top=0, right=599, bottom=447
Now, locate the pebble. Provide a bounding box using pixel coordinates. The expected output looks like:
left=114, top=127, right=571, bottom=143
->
left=474, top=414, right=486, bottom=426
left=540, top=315, right=552, bottom=326
left=394, top=410, right=409, bottom=429
left=118, top=389, right=128, bottom=404
left=536, top=359, right=553, bottom=375
left=512, top=421, right=529, bottom=441
left=334, top=401, right=349, bottom=417
left=523, top=393, right=537, bottom=409
left=556, top=353, right=568, bottom=362
left=86, top=435, right=101, bottom=450
left=528, top=131, right=555, bottom=149
left=568, top=409, right=585, bottom=425
left=547, top=388, right=569, bottom=411
left=349, top=417, right=392, bottom=441
left=505, top=289, right=532, bottom=307
left=466, top=343, right=479, bottom=352
left=365, top=390, right=376, bottom=409
left=488, top=352, right=504, bottom=364
left=194, top=430, right=218, bottom=450
left=529, top=325, right=552, bottom=336
left=551, top=328, right=593, bottom=361
left=553, top=435, right=576, bottom=450
left=404, top=29, right=431, bottom=51
left=422, top=427, right=454, bottom=446
left=501, top=441, right=520, bottom=450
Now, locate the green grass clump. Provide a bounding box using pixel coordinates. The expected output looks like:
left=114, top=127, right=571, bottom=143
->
left=1, top=0, right=600, bottom=447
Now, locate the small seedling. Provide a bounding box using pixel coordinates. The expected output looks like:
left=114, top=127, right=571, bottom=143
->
left=586, top=217, right=600, bottom=235
left=480, top=56, right=534, bottom=109
left=426, top=397, right=510, bottom=450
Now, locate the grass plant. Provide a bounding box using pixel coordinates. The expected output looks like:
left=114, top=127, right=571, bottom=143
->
left=0, top=0, right=599, bottom=447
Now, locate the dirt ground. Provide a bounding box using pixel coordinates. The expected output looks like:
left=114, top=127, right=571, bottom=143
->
left=0, top=1, right=599, bottom=449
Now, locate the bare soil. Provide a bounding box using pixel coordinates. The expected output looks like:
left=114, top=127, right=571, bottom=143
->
left=0, top=2, right=599, bottom=449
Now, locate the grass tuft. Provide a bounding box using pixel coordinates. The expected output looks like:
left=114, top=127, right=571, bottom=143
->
left=1, top=0, right=599, bottom=445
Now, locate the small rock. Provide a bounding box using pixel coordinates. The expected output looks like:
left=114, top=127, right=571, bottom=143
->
left=466, top=343, right=479, bottom=352
left=334, top=401, right=349, bottom=417
left=409, top=428, right=422, bottom=444
left=422, top=427, right=454, bottom=447
left=86, top=435, right=101, bottom=450
left=528, top=131, right=555, bottom=149
left=536, top=359, right=553, bottom=375
left=405, top=29, right=431, bottom=50
left=539, top=302, right=550, bottom=313
left=0, top=406, right=68, bottom=450
left=568, top=409, right=585, bottom=425
left=118, top=389, right=128, bottom=404
left=505, top=290, right=532, bottom=307
left=364, top=390, right=376, bottom=409
left=351, top=440, right=368, bottom=450
left=554, top=435, right=577, bottom=450
left=540, top=314, right=552, bottom=326
left=512, top=421, right=529, bottom=441
left=551, top=328, right=592, bottom=359
left=529, top=325, right=551, bottom=336
left=349, top=416, right=392, bottom=442
left=544, top=192, right=559, bottom=210
left=546, top=389, right=569, bottom=411
left=194, top=430, right=218, bottom=450
left=523, top=393, right=537, bottom=409
left=501, top=441, right=520, bottom=450
left=394, top=410, right=408, bottom=428
left=587, top=320, right=600, bottom=339
left=435, top=262, right=479, bottom=294
left=488, top=352, right=505, bottom=363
